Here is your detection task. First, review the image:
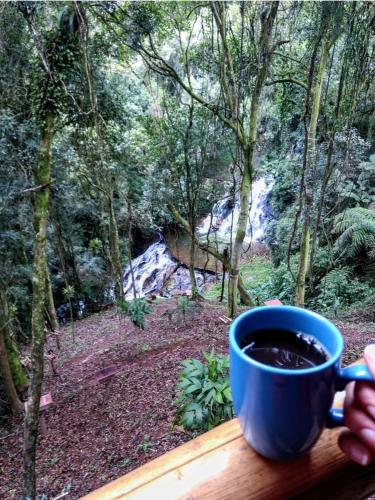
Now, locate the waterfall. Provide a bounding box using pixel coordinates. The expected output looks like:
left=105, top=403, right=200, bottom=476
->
left=123, top=237, right=178, bottom=300
left=122, top=177, right=271, bottom=300
left=122, top=236, right=215, bottom=300
left=197, top=177, right=273, bottom=243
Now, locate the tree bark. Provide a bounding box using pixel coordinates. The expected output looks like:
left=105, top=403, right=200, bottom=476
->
left=0, top=326, right=23, bottom=413
left=188, top=210, right=199, bottom=298
left=23, top=114, right=55, bottom=499
left=108, top=194, right=124, bottom=302
left=0, top=289, right=24, bottom=413
left=127, top=200, right=137, bottom=300
left=228, top=2, right=278, bottom=317
left=295, top=38, right=331, bottom=306
left=45, top=268, right=58, bottom=332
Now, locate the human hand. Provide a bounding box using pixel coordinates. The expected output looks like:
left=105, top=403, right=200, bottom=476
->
left=338, top=345, right=375, bottom=466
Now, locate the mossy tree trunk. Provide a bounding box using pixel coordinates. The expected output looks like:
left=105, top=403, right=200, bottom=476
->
left=227, top=2, right=278, bottom=317
left=23, top=114, right=55, bottom=499
left=0, top=289, right=24, bottom=413
left=295, top=39, right=331, bottom=306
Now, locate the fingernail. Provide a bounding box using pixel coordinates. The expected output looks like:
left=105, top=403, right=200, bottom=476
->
left=359, top=428, right=375, bottom=446
left=346, top=441, right=371, bottom=466
left=367, top=406, right=375, bottom=420
left=365, top=345, right=375, bottom=364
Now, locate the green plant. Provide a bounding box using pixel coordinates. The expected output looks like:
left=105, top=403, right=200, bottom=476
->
left=311, top=267, right=375, bottom=312
left=136, top=434, right=155, bottom=453
left=175, top=351, right=233, bottom=432
left=117, top=298, right=153, bottom=329
left=177, top=295, right=189, bottom=322
left=333, top=207, right=375, bottom=259
left=88, top=238, right=103, bottom=255
left=139, top=343, right=151, bottom=353
left=119, top=458, right=130, bottom=468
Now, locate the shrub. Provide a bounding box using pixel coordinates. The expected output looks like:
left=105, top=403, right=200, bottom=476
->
left=117, top=298, right=152, bottom=329
left=175, top=352, right=233, bottom=432
left=311, top=267, right=375, bottom=312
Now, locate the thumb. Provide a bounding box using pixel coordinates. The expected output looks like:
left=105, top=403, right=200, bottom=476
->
left=364, top=345, right=375, bottom=379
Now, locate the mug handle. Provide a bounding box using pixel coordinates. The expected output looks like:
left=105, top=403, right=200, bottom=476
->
left=327, top=365, right=374, bottom=428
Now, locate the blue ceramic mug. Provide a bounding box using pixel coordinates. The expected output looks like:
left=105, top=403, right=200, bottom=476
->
left=229, top=305, right=373, bottom=460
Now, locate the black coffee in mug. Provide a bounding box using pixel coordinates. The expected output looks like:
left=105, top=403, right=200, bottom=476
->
left=240, top=328, right=329, bottom=369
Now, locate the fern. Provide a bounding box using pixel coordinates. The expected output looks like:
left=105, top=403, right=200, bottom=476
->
left=333, top=207, right=375, bottom=259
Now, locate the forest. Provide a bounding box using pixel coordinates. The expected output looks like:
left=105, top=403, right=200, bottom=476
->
left=0, top=1, right=374, bottom=498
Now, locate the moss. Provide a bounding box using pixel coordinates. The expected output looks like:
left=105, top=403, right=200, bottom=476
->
left=4, top=335, right=28, bottom=389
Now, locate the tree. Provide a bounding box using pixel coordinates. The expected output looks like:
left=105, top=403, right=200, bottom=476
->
left=293, top=2, right=343, bottom=306
left=0, top=288, right=25, bottom=413
left=19, top=4, right=85, bottom=496
left=93, top=1, right=279, bottom=316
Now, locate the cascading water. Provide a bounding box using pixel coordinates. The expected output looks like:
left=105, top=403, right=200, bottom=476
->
left=197, top=177, right=273, bottom=243
left=122, top=178, right=272, bottom=300
left=123, top=236, right=178, bottom=300
left=122, top=236, right=216, bottom=300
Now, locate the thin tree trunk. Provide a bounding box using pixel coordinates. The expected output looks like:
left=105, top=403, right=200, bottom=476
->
left=109, top=194, right=124, bottom=302
left=0, top=290, right=23, bottom=413
left=69, top=298, right=75, bottom=343
left=295, top=39, right=331, bottom=306
left=227, top=2, right=278, bottom=317
left=220, top=264, right=226, bottom=302
left=23, top=114, right=55, bottom=499
left=188, top=211, right=199, bottom=298
left=45, top=268, right=58, bottom=332
left=127, top=200, right=137, bottom=300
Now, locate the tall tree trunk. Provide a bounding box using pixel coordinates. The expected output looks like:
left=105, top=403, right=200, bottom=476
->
left=0, top=287, right=28, bottom=391
left=295, top=39, right=331, bottom=306
left=0, top=327, right=23, bottom=413
left=127, top=200, right=137, bottom=300
left=45, top=267, right=58, bottom=332
left=188, top=211, right=199, bottom=298
left=23, top=115, right=55, bottom=499
left=228, top=2, right=278, bottom=317
left=108, top=194, right=124, bottom=302
left=0, top=289, right=24, bottom=413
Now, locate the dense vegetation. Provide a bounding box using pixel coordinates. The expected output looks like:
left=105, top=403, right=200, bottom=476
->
left=0, top=1, right=374, bottom=497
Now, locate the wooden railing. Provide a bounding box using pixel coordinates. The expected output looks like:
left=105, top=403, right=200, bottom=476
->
left=82, top=376, right=375, bottom=500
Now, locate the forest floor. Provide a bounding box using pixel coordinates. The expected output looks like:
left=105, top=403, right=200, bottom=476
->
left=1, top=299, right=374, bottom=499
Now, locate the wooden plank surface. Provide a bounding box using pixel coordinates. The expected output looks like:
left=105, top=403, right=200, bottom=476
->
left=82, top=359, right=375, bottom=500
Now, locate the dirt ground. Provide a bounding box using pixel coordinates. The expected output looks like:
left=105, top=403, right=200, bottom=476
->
left=0, top=301, right=374, bottom=499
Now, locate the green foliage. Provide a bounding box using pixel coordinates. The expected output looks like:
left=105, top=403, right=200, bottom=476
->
left=63, top=285, right=75, bottom=300
left=30, top=8, right=84, bottom=126
left=117, top=298, right=153, bottom=330
left=333, top=207, right=375, bottom=259
left=139, top=343, right=151, bottom=353
left=177, top=295, right=189, bottom=312
left=175, top=352, right=233, bottom=432
left=311, top=267, right=375, bottom=312
left=88, top=238, right=103, bottom=255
